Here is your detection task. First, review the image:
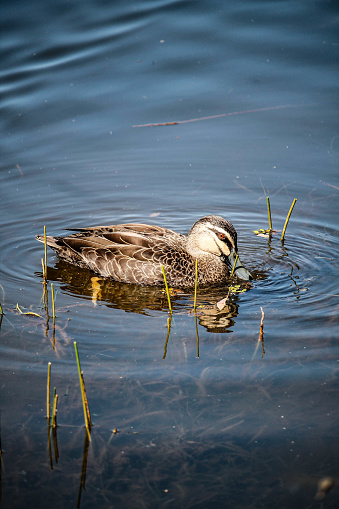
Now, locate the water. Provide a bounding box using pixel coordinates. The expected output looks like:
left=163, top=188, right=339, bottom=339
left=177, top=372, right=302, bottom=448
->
left=1, top=0, right=338, bottom=507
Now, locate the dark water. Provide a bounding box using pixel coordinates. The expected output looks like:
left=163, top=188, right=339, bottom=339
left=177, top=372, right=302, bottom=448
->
left=1, top=0, right=338, bottom=508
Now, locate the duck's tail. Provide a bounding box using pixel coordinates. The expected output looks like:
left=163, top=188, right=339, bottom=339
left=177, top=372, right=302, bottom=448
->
left=36, top=234, right=61, bottom=250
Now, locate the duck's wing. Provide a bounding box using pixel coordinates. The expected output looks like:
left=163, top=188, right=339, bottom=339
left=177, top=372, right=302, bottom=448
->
left=38, top=224, right=190, bottom=285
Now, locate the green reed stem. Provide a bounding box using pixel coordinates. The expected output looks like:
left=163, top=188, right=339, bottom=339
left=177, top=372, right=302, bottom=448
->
left=230, top=254, right=239, bottom=277
left=47, top=362, right=51, bottom=420
left=266, top=196, right=273, bottom=230
left=0, top=302, right=3, bottom=315
left=280, top=198, right=297, bottom=241
left=161, top=265, right=172, bottom=313
left=193, top=259, right=198, bottom=312
left=44, top=225, right=47, bottom=279
left=74, top=342, right=91, bottom=434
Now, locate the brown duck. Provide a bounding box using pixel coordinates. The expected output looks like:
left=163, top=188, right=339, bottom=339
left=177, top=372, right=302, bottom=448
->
left=36, top=215, right=252, bottom=287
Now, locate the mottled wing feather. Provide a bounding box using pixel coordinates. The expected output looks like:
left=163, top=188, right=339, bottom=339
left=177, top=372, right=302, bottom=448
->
left=54, top=226, right=191, bottom=285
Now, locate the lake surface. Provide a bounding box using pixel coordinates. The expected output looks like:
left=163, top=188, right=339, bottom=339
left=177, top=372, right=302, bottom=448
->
left=1, top=0, right=338, bottom=508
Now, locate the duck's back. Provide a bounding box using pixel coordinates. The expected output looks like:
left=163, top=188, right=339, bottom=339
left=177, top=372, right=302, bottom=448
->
left=38, top=223, right=195, bottom=286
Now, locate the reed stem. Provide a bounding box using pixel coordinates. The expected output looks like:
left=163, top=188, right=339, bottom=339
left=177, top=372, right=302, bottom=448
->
left=266, top=196, right=273, bottom=230
left=47, top=362, right=51, bottom=420
left=74, top=342, right=91, bottom=434
left=0, top=302, right=3, bottom=315
left=161, top=265, right=172, bottom=313
left=44, top=225, right=47, bottom=279
left=230, top=254, right=239, bottom=277
left=280, top=198, right=297, bottom=241
left=193, top=259, right=198, bottom=312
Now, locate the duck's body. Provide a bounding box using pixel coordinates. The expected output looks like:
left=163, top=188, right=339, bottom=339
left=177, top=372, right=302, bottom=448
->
left=36, top=215, right=252, bottom=287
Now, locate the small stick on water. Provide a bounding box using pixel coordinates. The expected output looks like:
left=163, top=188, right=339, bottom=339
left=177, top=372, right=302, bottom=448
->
left=47, top=362, right=51, bottom=420
left=280, top=198, right=297, bottom=242
left=230, top=254, right=239, bottom=277
left=193, top=259, right=198, bottom=312
left=266, top=196, right=273, bottom=230
left=161, top=265, right=172, bottom=313
left=74, top=342, right=92, bottom=434
left=43, top=225, right=48, bottom=280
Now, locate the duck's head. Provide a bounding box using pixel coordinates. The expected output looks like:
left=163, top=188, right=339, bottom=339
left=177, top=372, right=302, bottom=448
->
left=187, top=215, right=252, bottom=281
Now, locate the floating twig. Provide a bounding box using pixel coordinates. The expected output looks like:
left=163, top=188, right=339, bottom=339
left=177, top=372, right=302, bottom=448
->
left=280, top=198, right=297, bottom=241
left=16, top=303, right=42, bottom=317
left=74, top=342, right=92, bottom=435
left=193, top=259, right=198, bottom=312
left=266, top=196, right=273, bottom=230
left=47, top=362, right=51, bottom=420
left=133, top=104, right=295, bottom=127
left=161, top=265, right=172, bottom=313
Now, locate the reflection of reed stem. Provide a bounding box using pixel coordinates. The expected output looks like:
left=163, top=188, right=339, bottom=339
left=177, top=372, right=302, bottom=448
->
left=77, top=430, right=91, bottom=509
left=250, top=307, right=265, bottom=361
left=230, top=254, right=238, bottom=277
left=163, top=315, right=172, bottom=359
left=51, top=388, right=58, bottom=428
left=47, top=362, right=51, bottom=420
left=81, top=372, right=92, bottom=428
left=161, top=265, right=172, bottom=313
left=280, top=198, right=297, bottom=241
left=259, top=307, right=264, bottom=343
left=266, top=196, right=273, bottom=230
left=52, top=426, right=59, bottom=463
left=51, top=283, right=55, bottom=325
left=195, top=313, right=200, bottom=358
left=194, top=259, right=198, bottom=312
left=74, top=342, right=92, bottom=435
left=47, top=418, right=53, bottom=470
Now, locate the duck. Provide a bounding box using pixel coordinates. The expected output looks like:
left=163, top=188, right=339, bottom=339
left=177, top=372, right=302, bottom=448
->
left=36, top=215, right=252, bottom=287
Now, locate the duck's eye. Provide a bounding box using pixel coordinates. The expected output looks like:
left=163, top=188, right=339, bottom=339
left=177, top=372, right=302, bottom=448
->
left=218, top=233, right=225, bottom=240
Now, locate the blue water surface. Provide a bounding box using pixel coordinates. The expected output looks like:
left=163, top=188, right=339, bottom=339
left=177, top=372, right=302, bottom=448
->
left=1, top=1, right=338, bottom=508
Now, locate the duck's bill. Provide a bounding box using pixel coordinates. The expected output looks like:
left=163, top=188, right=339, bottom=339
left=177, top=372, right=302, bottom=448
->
left=227, top=250, right=253, bottom=281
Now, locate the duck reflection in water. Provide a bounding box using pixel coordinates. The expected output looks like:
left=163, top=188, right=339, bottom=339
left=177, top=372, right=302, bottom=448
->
left=41, top=259, right=252, bottom=333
